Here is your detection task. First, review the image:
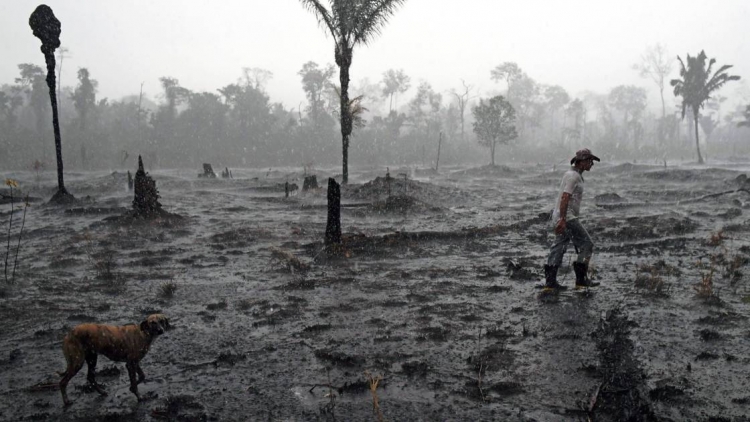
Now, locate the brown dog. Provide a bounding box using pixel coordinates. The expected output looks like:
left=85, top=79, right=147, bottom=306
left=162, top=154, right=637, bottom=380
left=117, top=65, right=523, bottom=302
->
left=58, top=313, right=169, bottom=406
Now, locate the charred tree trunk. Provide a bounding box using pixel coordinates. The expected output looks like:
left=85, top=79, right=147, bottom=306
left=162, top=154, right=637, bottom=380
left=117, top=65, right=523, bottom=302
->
left=325, top=178, right=341, bottom=246
left=133, top=155, right=162, bottom=217
left=46, top=52, right=66, bottom=196
left=30, top=5, right=73, bottom=203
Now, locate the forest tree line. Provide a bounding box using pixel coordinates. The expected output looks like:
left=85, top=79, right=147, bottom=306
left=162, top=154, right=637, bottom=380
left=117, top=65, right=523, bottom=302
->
left=2, top=47, right=750, bottom=171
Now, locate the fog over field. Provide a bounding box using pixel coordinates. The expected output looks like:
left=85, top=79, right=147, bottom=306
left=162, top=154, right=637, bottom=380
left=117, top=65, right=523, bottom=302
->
left=1, top=1, right=750, bottom=421
left=1, top=0, right=750, bottom=169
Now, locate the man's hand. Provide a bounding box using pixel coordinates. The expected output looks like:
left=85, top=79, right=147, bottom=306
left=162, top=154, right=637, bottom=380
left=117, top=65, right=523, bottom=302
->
left=555, top=218, right=567, bottom=235
left=555, top=192, right=571, bottom=235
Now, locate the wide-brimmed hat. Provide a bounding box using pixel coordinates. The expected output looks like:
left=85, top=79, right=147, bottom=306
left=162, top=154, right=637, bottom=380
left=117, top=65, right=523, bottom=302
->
left=570, top=148, right=600, bottom=165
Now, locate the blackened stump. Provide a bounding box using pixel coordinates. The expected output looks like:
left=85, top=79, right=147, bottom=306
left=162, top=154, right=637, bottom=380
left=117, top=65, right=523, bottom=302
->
left=303, top=175, right=318, bottom=191
left=201, top=163, right=217, bottom=178
left=127, top=171, right=133, bottom=190
left=325, top=178, right=341, bottom=245
left=132, top=155, right=162, bottom=217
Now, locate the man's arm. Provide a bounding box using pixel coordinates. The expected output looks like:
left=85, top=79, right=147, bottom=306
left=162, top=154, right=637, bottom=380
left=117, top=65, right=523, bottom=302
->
left=555, top=192, right=571, bottom=234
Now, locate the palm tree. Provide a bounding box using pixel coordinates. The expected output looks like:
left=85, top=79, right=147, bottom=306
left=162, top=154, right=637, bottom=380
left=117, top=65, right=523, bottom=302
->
left=671, top=50, right=740, bottom=164
left=300, top=0, right=406, bottom=184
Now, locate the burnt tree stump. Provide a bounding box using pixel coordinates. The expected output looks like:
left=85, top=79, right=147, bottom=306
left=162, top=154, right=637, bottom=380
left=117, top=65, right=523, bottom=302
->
left=200, top=163, right=217, bottom=178
left=303, top=175, right=319, bottom=191
left=325, top=178, right=341, bottom=245
left=127, top=170, right=133, bottom=190
left=132, top=155, right=162, bottom=217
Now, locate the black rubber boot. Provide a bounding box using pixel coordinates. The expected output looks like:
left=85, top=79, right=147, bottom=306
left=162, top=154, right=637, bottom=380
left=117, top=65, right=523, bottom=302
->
left=573, top=262, right=600, bottom=288
left=544, top=264, right=566, bottom=289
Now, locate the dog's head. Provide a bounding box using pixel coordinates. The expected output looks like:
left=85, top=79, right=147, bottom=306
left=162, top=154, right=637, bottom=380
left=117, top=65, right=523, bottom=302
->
left=140, top=313, right=169, bottom=336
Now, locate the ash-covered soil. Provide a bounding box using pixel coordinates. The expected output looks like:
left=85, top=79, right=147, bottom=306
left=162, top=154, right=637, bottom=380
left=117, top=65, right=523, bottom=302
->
left=1, top=161, right=750, bottom=421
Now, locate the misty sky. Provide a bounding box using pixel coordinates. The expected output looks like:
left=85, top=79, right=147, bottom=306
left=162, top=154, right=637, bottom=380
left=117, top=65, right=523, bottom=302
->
left=2, top=0, right=749, bottom=114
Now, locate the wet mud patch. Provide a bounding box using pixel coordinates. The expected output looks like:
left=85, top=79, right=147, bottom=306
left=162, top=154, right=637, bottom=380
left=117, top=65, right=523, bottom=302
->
left=301, top=324, right=332, bottom=336
left=596, top=213, right=698, bottom=241
left=400, top=360, right=431, bottom=378
left=416, top=325, right=451, bottom=342
left=5, top=164, right=750, bottom=420
left=591, top=308, right=657, bottom=421
left=314, top=349, right=365, bottom=367
left=367, top=195, right=445, bottom=214
left=637, top=167, right=740, bottom=182
left=64, top=207, right=129, bottom=216
left=101, top=211, right=187, bottom=229
left=151, top=394, right=208, bottom=421
left=695, top=311, right=746, bottom=326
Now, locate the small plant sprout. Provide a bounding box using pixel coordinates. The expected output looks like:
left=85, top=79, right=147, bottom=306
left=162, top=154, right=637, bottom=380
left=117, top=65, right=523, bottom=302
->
left=708, top=230, right=725, bottom=247
left=634, top=262, right=673, bottom=297
left=12, top=194, right=30, bottom=283
left=694, top=259, right=717, bottom=301
left=364, top=370, right=385, bottom=422
left=160, top=280, right=178, bottom=298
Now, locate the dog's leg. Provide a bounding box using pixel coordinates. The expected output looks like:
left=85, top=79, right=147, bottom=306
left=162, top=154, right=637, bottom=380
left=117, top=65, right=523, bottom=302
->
left=59, top=336, right=85, bottom=406
left=85, top=352, right=107, bottom=396
left=126, top=361, right=141, bottom=401
left=136, top=362, right=146, bottom=384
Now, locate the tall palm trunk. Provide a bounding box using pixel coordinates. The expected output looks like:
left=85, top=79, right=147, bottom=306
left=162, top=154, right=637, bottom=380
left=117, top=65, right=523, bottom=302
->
left=693, top=108, right=703, bottom=164
left=337, top=46, right=353, bottom=184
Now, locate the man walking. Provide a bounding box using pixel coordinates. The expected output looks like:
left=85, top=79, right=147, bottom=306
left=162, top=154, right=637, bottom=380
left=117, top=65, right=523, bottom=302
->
left=543, top=148, right=601, bottom=289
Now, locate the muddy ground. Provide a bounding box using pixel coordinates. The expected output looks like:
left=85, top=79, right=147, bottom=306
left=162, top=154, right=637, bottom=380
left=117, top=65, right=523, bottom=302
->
left=1, top=161, right=749, bottom=421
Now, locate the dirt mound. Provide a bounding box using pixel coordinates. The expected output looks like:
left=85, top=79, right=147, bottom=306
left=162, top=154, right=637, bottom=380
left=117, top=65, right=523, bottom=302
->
left=64, top=171, right=131, bottom=196
left=595, top=193, right=626, bottom=204
left=345, top=176, right=469, bottom=207
left=598, top=162, right=662, bottom=174
left=370, top=195, right=443, bottom=213
left=448, top=164, right=516, bottom=178
left=595, top=213, right=698, bottom=241
left=637, top=168, right=740, bottom=182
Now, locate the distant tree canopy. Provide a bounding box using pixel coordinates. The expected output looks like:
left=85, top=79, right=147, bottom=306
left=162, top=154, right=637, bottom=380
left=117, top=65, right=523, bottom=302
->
left=71, top=68, right=97, bottom=132
left=16, top=64, right=50, bottom=153
left=671, top=50, right=740, bottom=163
left=298, top=61, right=335, bottom=127
left=608, top=85, right=647, bottom=147
left=490, top=62, right=523, bottom=98
left=381, top=68, right=410, bottom=113
left=4, top=48, right=750, bottom=172
left=472, top=95, right=517, bottom=166
left=634, top=43, right=673, bottom=120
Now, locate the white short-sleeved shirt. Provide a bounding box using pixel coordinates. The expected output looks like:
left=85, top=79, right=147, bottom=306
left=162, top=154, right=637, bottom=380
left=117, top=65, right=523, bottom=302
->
left=552, top=167, right=584, bottom=221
